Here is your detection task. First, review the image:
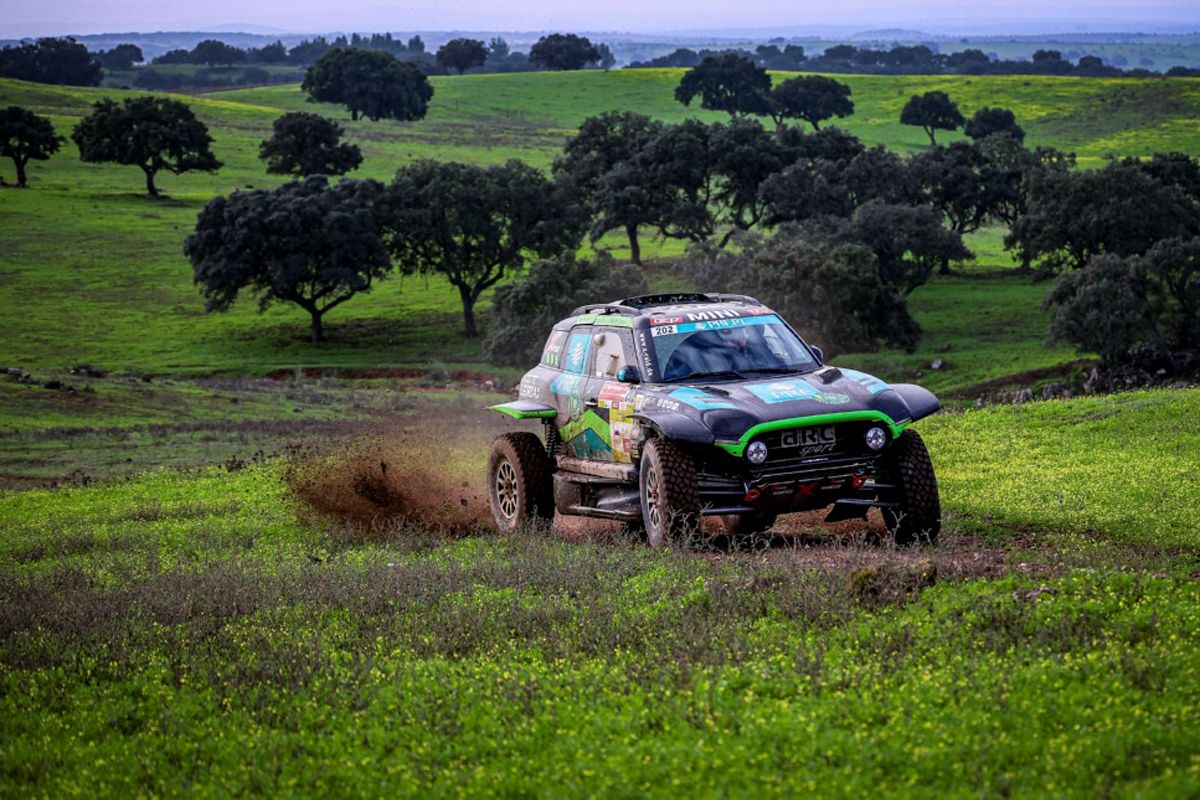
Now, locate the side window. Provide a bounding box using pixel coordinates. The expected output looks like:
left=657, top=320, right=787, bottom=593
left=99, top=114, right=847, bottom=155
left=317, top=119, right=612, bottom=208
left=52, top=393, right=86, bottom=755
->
left=563, top=327, right=593, bottom=374
left=540, top=329, right=568, bottom=368
left=589, top=328, right=633, bottom=378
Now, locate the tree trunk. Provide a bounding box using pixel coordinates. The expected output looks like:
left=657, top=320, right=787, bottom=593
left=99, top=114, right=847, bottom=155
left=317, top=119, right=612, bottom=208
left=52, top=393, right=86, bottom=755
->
left=143, top=167, right=159, bottom=197
left=309, top=308, right=324, bottom=344
left=626, top=224, right=641, bottom=265
left=811, top=119, right=821, bottom=131
left=351, top=109, right=359, bottom=121
left=459, top=286, right=478, bottom=337
left=14, top=157, right=27, bottom=188
left=926, top=127, right=937, bottom=147
left=939, top=257, right=951, bottom=276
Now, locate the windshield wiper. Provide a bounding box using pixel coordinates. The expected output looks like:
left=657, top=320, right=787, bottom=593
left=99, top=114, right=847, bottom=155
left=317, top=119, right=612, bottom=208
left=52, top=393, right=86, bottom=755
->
left=665, top=370, right=747, bottom=383
left=742, top=366, right=805, bottom=375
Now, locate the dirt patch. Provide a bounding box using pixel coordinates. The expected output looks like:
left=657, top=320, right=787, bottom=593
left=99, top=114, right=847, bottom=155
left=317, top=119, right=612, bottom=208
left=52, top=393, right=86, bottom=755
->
left=285, top=395, right=516, bottom=535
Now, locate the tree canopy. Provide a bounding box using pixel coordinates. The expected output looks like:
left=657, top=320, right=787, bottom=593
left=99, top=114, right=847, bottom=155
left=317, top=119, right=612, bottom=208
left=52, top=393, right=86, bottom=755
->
left=71, top=96, right=221, bottom=196
left=186, top=177, right=389, bottom=344
left=767, top=75, right=854, bottom=130
left=0, top=37, right=101, bottom=86
left=674, top=54, right=772, bottom=119
left=900, top=91, right=965, bottom=146
left=485, top=253, right=649, bottom=366
left=964, top=106, right=1025, bottom=143
left=302, top=48, right=434, bottom=121
left=554, top=111, right=666, bottom=264
left=95, top=44, right=143, bottom=71
left=529, top=34, right=601, bottom=71
left=436, top=38, right=488, bottom=74
left=382, top=160, right=583, bottom=337
left=0, top=106, right=64, bottom=188
left=191, top=39, right=246, bottom=67
left=259, top=112, right=362, bottom=177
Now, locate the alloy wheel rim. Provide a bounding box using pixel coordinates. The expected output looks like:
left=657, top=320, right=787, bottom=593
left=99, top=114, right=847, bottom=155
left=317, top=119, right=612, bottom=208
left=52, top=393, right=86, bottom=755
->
left=495, top=460, right=518, bottom=520
left=646, top=463, right=661, bottom=530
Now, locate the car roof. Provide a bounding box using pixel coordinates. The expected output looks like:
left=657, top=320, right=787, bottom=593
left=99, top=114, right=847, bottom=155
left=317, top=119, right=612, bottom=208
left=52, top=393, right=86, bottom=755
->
left=563, top=293, right=775, bottom=328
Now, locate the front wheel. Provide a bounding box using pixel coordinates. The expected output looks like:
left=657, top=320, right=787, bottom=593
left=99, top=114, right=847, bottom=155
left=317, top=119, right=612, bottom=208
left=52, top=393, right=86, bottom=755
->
left=639, top=438, right=700, bottom=548
left=487, top=432, right=554, bottom=533
left=880, top=429, right=941, bottom=545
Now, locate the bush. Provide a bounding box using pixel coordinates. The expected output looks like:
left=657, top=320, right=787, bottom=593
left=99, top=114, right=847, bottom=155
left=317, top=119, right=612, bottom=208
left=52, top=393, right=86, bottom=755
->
left=686, top=232, right=921, bottom=356
left=484, top=253, right=648, bottom=366
left=1046, top=237, right=1200, bottom=361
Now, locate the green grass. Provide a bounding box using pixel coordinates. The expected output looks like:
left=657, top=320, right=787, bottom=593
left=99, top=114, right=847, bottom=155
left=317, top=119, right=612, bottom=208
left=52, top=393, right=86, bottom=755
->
left=2, top=388, right=1199, bottom=796
left=1, top=71, right=1197, bottom=384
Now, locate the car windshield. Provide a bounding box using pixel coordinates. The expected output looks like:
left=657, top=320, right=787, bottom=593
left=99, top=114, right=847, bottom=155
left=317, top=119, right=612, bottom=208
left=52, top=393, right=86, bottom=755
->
left=650, top=314, right=818, bottom=381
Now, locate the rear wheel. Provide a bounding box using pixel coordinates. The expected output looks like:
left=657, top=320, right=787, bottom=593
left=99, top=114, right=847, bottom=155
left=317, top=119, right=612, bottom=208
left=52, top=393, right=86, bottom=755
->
left=639, top=438, right=700, bottom=548
left=880, top=429, right=940, bottom=545
left=487, top=432, right=554, bottom=533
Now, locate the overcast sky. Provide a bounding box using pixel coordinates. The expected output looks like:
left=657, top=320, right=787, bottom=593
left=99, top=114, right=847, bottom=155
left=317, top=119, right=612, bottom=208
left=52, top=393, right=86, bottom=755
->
left=3, top=0, right=1198, bottom=37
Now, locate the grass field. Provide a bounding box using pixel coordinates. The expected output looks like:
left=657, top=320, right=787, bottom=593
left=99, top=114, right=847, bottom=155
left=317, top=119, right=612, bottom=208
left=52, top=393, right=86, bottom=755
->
left=2, top=388, right=1199, bottom=796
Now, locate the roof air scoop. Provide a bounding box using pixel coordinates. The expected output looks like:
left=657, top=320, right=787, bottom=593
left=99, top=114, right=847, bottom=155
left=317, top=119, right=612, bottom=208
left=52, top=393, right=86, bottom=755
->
left=815, top=366, right=842, bottom=384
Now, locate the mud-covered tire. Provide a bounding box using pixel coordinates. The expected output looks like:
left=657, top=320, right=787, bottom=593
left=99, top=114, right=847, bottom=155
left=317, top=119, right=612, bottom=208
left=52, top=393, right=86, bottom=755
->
left=721, top=512, right=777, bottom=536
left=639, top=438, right=701, bottom=548
left=880, top=428, right=941, bottom=546
left=487, top=432, right=554, bottom=533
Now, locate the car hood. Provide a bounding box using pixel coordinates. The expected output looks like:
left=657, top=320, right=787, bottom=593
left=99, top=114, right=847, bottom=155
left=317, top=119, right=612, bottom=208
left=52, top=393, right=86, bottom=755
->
left=633, top=367, right=933, bottom=442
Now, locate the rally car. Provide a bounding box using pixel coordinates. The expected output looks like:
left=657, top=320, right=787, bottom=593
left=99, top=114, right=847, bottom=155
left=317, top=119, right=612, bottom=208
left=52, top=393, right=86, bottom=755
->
left=486, top=293, right=941, bottom=546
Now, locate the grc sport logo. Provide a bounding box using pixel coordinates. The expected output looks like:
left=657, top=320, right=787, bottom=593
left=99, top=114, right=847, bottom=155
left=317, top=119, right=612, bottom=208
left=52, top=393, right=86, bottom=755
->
left=779, top=426, right=837, bottom=457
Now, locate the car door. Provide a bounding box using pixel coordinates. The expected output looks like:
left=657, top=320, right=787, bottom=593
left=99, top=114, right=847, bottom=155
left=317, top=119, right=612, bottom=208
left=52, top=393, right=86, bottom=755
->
left=583, top=327, right=639, bottom=463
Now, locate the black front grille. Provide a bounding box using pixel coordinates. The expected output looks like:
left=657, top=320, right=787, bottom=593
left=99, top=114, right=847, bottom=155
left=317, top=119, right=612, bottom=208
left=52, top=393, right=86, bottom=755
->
left=751, top=421, right=887, bottom=466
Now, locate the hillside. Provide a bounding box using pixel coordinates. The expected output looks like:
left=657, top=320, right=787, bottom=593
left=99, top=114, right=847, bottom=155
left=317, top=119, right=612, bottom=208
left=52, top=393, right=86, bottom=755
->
left=1, top=71, right=1196, bottom=384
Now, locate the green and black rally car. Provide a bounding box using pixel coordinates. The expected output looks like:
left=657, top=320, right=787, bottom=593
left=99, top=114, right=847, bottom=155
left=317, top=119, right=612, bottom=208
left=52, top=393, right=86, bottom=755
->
left=486, top=293, right=941, bottom=546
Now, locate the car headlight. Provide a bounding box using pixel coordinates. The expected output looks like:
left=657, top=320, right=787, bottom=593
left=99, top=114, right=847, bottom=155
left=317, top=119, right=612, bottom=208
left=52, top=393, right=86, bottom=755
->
left=746, top=441, right=769, bottom=464
left=864, top=427, right=887, bottom=451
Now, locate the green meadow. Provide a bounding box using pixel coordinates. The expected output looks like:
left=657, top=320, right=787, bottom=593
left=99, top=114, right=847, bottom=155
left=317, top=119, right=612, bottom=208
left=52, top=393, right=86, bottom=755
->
left=2, top=68, right=1200, bottom=796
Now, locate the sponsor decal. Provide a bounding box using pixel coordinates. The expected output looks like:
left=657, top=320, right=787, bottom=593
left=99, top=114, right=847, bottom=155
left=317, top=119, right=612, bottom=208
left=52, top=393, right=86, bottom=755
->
left=639, top=394, right=681, bottom=412
left=685, top=309, right=741, bottom=321
left=649, top=315, right=683, bottom=325
left=669, top=387, right=738, bottom=410
left=649, top=314, right=780, bottom=337
left=839, top=368, right=889, bottom=394
left=541, top=330, right=566, bottom=367
left=746, top=379, right=818, bottom=404
left=780, top=426, right=838, bottom=457
left=565, top=332, right=591, bottom=374
left=813, top=391, right=851, bottom=405
left=636, top=329, right=656, bottom=381
left=598, top=381, right=633, bottom=407
left=518, top=375, right=542, bottom=399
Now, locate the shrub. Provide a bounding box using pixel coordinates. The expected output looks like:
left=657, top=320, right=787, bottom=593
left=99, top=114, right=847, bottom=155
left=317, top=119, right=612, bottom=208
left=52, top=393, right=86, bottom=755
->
left=484, top=253, right=648, bottom=366
left=686, top=232, right=921, bottom=355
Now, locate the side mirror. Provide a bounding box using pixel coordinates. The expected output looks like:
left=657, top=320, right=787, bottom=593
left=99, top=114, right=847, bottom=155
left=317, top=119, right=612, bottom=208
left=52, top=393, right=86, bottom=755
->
left=617, top=365, right=641, bottom=384
left=810, top=345, right=825, bottom=363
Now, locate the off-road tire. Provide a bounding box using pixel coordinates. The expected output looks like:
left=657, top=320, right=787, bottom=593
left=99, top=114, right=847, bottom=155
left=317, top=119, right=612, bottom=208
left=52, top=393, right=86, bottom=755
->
left=880, top=428, right=941, bottom=546
left=639, top=438, right=701, bottom=548
left=721, top=512, right=777, bottom=536
left=487, top=432, right=554, bottom=533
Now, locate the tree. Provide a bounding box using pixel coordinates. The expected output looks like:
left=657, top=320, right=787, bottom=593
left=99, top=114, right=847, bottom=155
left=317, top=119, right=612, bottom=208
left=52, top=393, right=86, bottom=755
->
left=382, top=160, right=584, bottom=337
left=0, top=37, right=102, bottom=86
left=688, top=233, right=921, bottom=355
left=191, top=39, right=246, bottom=67
left=487, top=38, right=510, bottom=59
left=553, top=111, right=666, bottom=264
left=1008, top=162, right=1199, bottom=273
left=1045, top=237, right=1200, bottom=361
left=830, top=202, right=973, bottom=293
left=259, top=112, right=362, bottom=177
left=302, top=48, right=434, bottom=121
left=72, top=97, right=221, bottom=196
left=674, top=54, right=771, bottom=119
left=0, top=106, right=64, bottom=187
left=761, top=145, right=918, bottom=226
left=249, top=41, right=288, bottom=64
left=900, top=91, right=965, bottom=146
left=96, top=44, right=143, bottom=71
left=636, top=119, right=718, bottom=243
left=964, top=106, right=1025, bottom=143
left=709, top=118, right=790, bottom=244
left=595, top=44, right=616, bottom=71
left=910, top=142, right=997, bottom=272
left=484, top=253, right=649, bottom=366
left=529, top=34, right=600, bottom=71
left=768, top=75, right=854, bottom=130
left=187, top=177, right=389, bottom=344
left=436, top=38, right=487, bottom=74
